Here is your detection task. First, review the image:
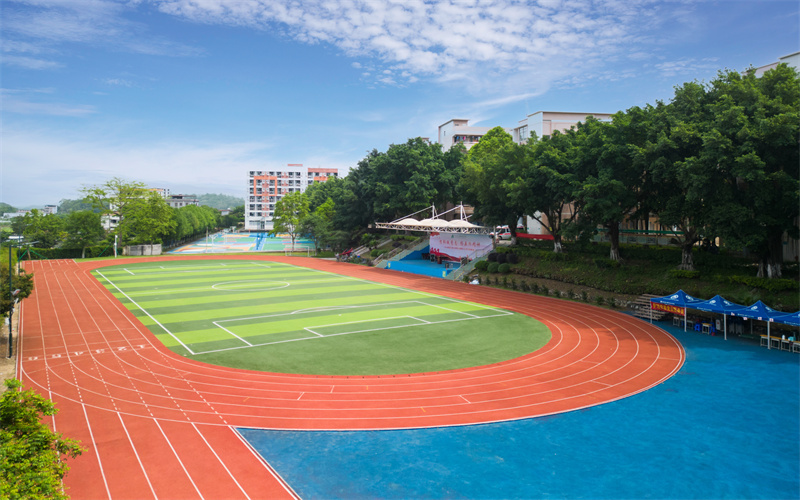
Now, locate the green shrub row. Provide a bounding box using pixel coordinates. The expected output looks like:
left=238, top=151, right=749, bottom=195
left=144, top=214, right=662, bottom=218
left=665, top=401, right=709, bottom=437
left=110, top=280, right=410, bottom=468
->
left=728, top=275, right=797, bottom=292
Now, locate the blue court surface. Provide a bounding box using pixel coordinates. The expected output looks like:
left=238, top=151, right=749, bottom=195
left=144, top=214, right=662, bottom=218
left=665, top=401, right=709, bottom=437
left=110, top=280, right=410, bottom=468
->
left=239, top=320, right=800, bottom=499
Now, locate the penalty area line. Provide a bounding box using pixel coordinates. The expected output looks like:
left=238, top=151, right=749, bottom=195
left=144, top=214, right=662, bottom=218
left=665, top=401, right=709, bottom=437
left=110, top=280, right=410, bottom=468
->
left=95, top=270, right=197, bottom=355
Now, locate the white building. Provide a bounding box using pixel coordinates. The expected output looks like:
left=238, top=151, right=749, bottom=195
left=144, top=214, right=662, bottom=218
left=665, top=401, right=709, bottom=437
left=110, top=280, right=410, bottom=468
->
left=512, top=111, right=613, bottom=143
left=166, top=195, right=199, bottom=208
left=752, top=51, right=800, bottom=77
left=437, top=119, right=509, bottom=151
left=245, top=164, right=340, bottom=231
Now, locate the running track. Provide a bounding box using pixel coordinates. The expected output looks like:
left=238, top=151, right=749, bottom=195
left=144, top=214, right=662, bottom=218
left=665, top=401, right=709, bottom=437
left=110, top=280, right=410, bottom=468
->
left=17, top=256, right=684, bottom=500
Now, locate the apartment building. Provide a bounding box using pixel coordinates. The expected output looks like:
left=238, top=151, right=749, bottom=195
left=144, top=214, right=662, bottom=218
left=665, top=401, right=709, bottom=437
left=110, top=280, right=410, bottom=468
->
left=245, top=164, right=339, bottom=230
left=166, top=194, right=199, bottom=208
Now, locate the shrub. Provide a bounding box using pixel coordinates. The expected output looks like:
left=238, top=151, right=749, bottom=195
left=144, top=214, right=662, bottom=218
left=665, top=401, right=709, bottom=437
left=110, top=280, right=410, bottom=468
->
left=609, top=297, right=618, bottom=308
left=474, top=260, right=489, bottom=271
left=567, top=288, right=575, bottom=300
left=487, top=252, right=498, bottom=262
left=487, top=261, right=500, bottom=273
left=581, top=290, right=589, bottom=302
left=502, top=276, right=509, bottom=288
left=506, top=253, right=519, bottom=264
left=520, top=281, right=530, bottom=292
left=498, top=263, right=511, bottom=273
left=530, top=283, right=540, bottom=294
left=669, top=269, right=700, bottom=279
left=370, top=248, right=388, bottom=258
left=595, top=296, right=605, bottom=306
left=594, top=258, right=621, bottom=269
left=729, top=275, right=797, bottom=292
left=496, top=253, right=507, bottom=264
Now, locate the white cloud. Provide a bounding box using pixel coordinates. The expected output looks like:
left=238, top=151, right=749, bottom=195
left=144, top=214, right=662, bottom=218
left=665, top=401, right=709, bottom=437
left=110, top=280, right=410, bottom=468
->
left=152, top=0, right=670, bottom=94
left=0, top=55, right=63, bottom=70
left=2, top=0, right=202, bottom=66
left=1, top=95, right=96, bottom=116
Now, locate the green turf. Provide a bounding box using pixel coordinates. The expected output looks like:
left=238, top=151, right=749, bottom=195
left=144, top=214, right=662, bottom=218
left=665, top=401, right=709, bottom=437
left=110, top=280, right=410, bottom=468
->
left=93, top=259, right=551, bottom=375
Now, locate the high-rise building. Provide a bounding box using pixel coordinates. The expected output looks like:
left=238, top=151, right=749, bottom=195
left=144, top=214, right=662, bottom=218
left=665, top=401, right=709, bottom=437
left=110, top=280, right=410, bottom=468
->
left=245, top=164, right=339, bottom=230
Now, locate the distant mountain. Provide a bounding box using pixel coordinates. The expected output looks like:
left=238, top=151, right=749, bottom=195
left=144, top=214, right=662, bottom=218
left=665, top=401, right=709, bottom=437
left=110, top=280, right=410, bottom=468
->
left=190, top=193, right=244, bottom=210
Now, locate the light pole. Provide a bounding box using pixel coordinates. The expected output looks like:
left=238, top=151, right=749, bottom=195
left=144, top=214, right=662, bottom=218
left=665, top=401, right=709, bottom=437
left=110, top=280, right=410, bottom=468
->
left=6, top=236, right=22, bottom=359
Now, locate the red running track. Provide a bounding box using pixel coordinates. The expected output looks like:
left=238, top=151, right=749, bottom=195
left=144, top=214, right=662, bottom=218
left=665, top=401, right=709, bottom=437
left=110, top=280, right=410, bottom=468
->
left=18, top=255, right=684, bottom=500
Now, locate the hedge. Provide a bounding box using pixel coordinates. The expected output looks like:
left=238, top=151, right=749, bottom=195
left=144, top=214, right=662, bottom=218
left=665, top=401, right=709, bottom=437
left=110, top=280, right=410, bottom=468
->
left=487, top=261, right=499, bottom=273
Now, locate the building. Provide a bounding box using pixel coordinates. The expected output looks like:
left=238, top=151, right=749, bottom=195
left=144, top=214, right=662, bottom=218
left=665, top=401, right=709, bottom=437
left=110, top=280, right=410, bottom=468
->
left=166, top=194, right=199, bottom=208
left=438, top=119, right=507, bottom=151
left=245, top=164, right=340, bottom=231
left=42, top=204, right=58, bottom=215
left=512, top=111, right=613, bottom=143
left=752, top=51, right=800, bottom=77
left=150, top=187, right=171, bottom=198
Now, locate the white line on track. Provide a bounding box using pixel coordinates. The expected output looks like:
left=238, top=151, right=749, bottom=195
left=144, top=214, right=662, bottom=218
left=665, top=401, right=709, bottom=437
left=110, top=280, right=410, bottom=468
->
left=96, top=270, right=196, bottom=355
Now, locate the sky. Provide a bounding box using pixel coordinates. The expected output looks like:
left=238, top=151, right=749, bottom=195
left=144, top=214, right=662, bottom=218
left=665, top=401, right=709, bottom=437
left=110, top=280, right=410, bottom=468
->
left=1, top=0, right=798, bottom=208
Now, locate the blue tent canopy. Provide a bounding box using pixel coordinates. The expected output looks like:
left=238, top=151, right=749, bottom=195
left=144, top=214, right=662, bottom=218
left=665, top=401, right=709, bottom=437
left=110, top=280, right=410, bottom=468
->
left=650, top=289, right=705, bottom=308
left=729, top=300, right=783, bottom=321
left=773, top=311, right=800, bottom=327
left=693, top=295, right=742, bottom=314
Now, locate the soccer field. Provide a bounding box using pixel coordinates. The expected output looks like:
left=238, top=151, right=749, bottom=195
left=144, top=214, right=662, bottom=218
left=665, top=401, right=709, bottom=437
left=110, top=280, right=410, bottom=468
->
left=93, top=259, right=550, bottom=375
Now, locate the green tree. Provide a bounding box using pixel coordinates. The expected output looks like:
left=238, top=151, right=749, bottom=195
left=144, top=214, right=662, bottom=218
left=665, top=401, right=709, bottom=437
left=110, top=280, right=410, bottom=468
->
left=0, top=379, right=84, bottom=500
left=20, top=210, right=64, bottom=249
left=62, top=211, right=105, bottom=258
left=574, top=112, right=651, bottom=262
left=0, top=203, right=16, bottom=214
left=271, top=191, right=309, bottom=250
left=126, top=193, right=176, bottom=244
left=0, top=259, right=34, bottom=319
left=82, top=178, right=148, bottom=245
left=511, top=130, right=584, bottom=253
left=459, top=127, right=524, bottom=243
left=703, top=65, right=800, bottom=278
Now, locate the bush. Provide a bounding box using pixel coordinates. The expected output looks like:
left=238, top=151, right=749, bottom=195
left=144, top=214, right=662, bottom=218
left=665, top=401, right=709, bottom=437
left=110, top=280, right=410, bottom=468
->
left=498, top=263, right=511, bottom=273
left=530, top=283, right=540, bottom=294
left=506, top=253, right=519, bottom=264
left=595, top=296, right=605, bottom=306
left=608, top=297, right=618, bottom=308
left=729, top=275, right=797, bottom=292
left=502, top=276, right=509, bottom=288
left=474, top=260, right=489, bottom=271
left=581, top=290, right=589, bottom=302
left=594, top=258, right=621, bottom=269
left=370, top=248, right=388, bottom=258
left=487, top=262, right=500, bottom=273
left=487, top=252, right=498, bottom=262
left=496, top=253, right=507, bottom=264
left=669, top=269, right=700, bottom=279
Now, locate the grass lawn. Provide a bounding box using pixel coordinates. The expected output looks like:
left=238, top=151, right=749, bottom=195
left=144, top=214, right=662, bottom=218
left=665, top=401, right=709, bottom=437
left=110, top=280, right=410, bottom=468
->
left=93, top=259, right=550, bottom=375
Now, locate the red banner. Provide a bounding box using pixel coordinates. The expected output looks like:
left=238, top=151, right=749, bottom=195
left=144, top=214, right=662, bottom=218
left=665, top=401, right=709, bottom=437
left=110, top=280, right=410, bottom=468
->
left=651, top=302, right=685, bottom=315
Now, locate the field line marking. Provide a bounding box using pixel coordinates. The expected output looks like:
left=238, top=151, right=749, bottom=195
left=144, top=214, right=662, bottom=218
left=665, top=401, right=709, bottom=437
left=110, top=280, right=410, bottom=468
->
left=212, top=321, right=254, bottom=346
left=95, top=270, right=196, bottom=355
left=124, top=268, right=135, bottom=275
left=409, top=316, right=431, bottom=324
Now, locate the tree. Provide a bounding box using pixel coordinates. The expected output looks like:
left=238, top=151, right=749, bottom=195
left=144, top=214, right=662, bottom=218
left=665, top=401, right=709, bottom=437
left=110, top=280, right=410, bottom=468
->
left=703, top=65, right=800, bottom=278
left=126, top=193, right=176, bottom=244
left=20, top=210, right=64, bottom=249
left=574, top=112, right=651, bottom=262
left=271, top=191, right=309, bottom=250
left=62, top=211, right=105, bottom=258
left=511, top=130, right=584, bottom=253
left=351, top=137, right=465, bottom=224
left=0, top=262, right=34, bottom=318
left=82, top=178, right=148, bottom=245
left=459, top=127, right=524, bottom=243
left=0, top=379, right=84, bottom=500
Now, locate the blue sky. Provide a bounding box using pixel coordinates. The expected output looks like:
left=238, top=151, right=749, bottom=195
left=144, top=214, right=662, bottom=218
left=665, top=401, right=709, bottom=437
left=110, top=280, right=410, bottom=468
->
left=1, top=0, right=797, bottom=207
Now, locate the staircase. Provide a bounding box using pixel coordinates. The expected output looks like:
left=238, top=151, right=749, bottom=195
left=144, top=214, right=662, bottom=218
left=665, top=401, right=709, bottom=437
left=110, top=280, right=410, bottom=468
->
left=631, top=294, right=667, bottom=321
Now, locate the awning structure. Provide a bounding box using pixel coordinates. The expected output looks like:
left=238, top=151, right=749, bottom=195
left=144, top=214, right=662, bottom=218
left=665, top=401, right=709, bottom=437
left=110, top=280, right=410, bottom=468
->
left=693, top=295, right=743, bottom=340
left=649, top=290, right=705, bottom=332
left=650, top=291, right=799, bottom=348
left=374, top=204, right=493, bottom=234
